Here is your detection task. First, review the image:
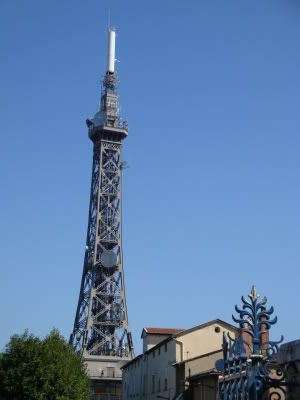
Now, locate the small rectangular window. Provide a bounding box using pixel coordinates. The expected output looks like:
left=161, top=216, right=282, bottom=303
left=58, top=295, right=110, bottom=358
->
left=152, top=375, right=155, bottom=393
left=164, top=343, right=167, bottom=352
left=152, top=350, right=155, bottom=358
left=143, top=374, right=146, bottom=395
left=164, top=378, right=168, bottom=390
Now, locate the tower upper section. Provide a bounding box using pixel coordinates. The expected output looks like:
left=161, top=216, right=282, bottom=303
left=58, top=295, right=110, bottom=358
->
left=87, top=28, right=128, bottom=142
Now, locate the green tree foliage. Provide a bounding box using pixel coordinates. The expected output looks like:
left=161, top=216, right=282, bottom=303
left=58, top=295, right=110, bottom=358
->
left=0, top=329, right=89, bottom=400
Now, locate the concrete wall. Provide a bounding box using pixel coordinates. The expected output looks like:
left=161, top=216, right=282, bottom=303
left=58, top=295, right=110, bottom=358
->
left=142, top=334, right=170, bottom=353
left=279, top=340, right=300, bottom=400
left=191, top=375, right=218, bottom=400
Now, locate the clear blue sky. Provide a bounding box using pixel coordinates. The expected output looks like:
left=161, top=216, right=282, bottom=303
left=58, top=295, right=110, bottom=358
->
left=1, top=0, right=299, bottom=354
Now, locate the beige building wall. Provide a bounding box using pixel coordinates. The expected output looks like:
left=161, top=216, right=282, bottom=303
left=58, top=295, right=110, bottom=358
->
left=175, top=322, right=234, bottom=361
left=183, top=350, right=222, bottom=378
left=122, top=320, right=237, bottom=400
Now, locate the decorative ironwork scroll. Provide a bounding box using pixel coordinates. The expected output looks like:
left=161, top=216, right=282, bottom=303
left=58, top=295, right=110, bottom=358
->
left=217, top=287, right=286, bottom=400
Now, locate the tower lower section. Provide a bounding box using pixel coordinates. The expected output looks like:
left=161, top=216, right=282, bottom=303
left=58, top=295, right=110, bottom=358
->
left=87, top=356, right=128, bottom=400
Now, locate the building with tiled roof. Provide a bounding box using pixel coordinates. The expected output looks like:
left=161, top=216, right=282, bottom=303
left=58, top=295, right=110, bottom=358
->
left=122, top=319, right=238, bottom=400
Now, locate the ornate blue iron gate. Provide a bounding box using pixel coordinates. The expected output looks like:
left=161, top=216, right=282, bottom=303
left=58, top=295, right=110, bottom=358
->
left=217, top=287, right=286, bottom=400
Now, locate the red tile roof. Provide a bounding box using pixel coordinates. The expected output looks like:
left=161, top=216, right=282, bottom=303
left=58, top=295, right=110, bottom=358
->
left=143, top=327, right=185, bottom=335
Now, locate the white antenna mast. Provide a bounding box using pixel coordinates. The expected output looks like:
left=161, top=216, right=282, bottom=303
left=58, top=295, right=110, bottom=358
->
left=107, top=28, right=116, bottom=73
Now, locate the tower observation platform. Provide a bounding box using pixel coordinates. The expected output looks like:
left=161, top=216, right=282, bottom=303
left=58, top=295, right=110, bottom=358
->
left=70, top=28, right=134, bottom=400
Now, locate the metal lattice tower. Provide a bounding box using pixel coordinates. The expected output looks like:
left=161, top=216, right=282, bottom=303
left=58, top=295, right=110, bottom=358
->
left=70, top=29, right=134, bottom=387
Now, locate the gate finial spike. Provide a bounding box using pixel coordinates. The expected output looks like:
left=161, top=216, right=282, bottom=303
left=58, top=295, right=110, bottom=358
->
left=250, top=285, right=259, bottom=301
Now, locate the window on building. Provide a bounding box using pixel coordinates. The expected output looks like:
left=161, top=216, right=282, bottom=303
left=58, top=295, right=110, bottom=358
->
left=152, top=375, right=155, bottom=393
left=158, top=347, right=161, bottom=355
left=153, top=350, right=155, bottom=358
left=164, top=378, right=168, bottom=391
left=143, top=374, right=146, bottom=395
left=110, top=383, right=116, bottom=395
left=158, top=378, right=161, bottom=392
left=164, top=343, right=167, bottom=352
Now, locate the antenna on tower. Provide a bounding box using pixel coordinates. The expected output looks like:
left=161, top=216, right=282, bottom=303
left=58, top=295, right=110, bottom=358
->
left=107, top=27, right=116, bottom=73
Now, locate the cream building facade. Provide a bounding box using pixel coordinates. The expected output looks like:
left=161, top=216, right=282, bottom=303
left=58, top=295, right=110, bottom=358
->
left=122, top=319, right=237, bottom=400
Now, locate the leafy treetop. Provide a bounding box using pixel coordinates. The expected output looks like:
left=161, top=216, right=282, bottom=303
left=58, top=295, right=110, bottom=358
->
left=0, top=329, right=89, bottom=400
